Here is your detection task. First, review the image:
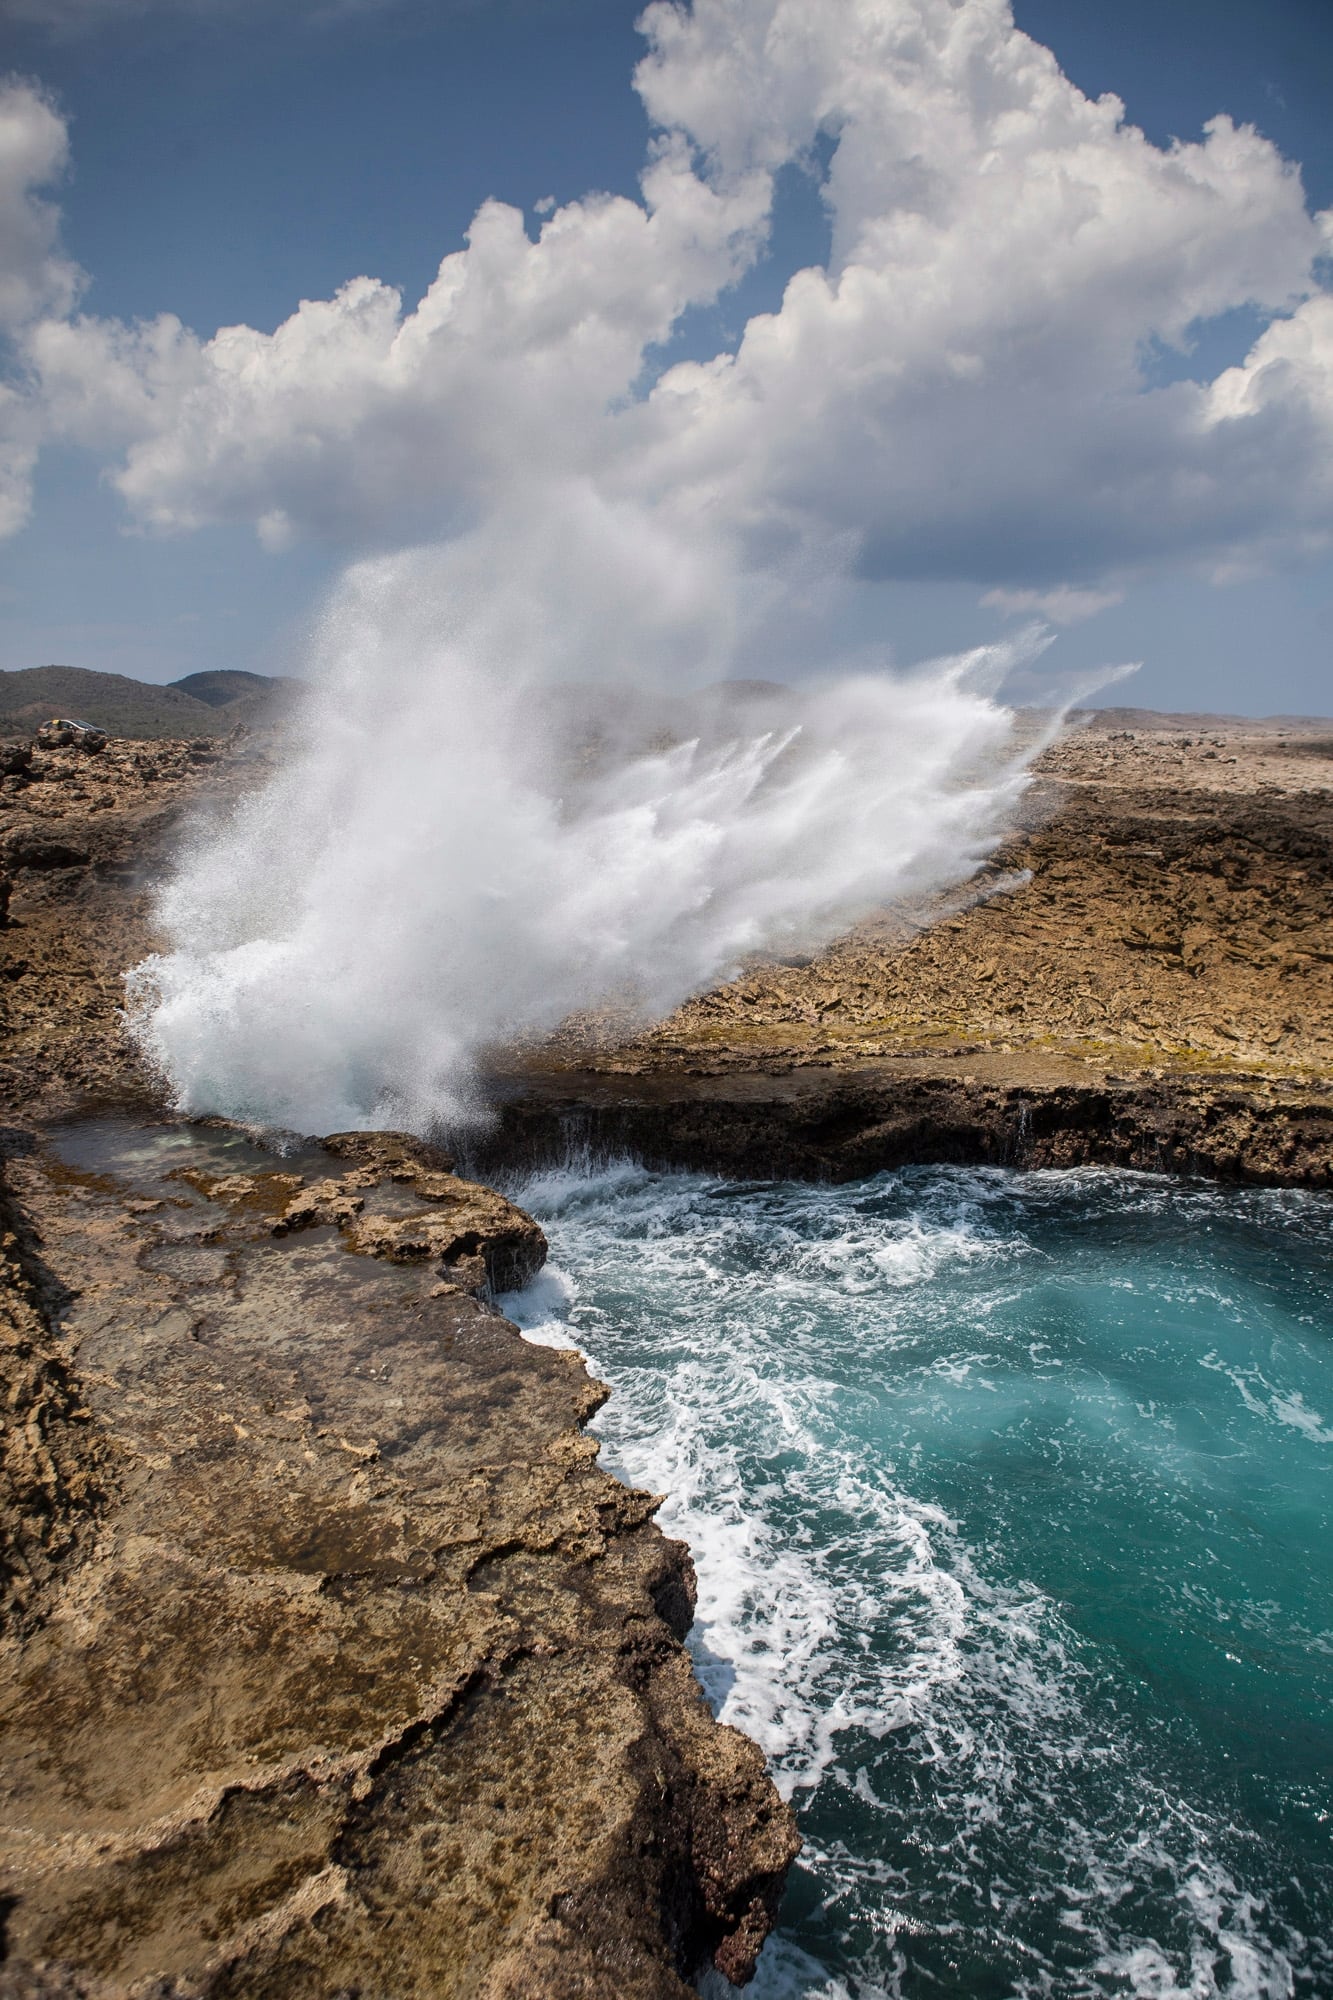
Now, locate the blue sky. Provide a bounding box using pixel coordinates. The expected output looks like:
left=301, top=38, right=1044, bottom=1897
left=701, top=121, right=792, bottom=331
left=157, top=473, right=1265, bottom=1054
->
left=1, top=0, right=1331, bottom=713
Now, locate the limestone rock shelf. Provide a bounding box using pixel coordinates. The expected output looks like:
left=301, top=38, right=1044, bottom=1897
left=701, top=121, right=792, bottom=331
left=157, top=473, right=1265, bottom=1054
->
left=478, top=1053, right=1333, bottom=1188
left=0, top=1119, right=797, bottom=1996
left=0, top=715, right=1328, bottom=1995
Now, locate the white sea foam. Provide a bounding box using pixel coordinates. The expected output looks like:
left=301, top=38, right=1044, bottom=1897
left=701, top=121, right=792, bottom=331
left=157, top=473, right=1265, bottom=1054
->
left=698, top=1936, right=864, bottom=2000
left=1198, top=1352, right=1333, bottom=1444
left=501, top=1163, right=1331, bottom=2000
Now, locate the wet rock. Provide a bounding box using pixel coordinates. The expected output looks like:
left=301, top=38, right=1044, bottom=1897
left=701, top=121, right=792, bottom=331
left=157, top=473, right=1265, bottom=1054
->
left=483, top=1057, right=1333, bottom=1188
left=268, top=1153, right=548, bottom=1297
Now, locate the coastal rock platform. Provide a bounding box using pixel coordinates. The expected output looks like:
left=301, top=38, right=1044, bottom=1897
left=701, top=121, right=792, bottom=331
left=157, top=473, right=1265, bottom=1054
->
left=0, top=1121, right=796, bottom=1997
left=0, top=710, right=1328, bottom=1995
left=0, top=738, right=797, bottom=1994
left=495, top=715, right=1333, bottom=1187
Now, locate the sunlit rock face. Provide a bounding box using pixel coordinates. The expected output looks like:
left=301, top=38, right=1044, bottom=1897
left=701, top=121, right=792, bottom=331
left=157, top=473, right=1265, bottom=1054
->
left=0, top=1117, right=798, bottom=1996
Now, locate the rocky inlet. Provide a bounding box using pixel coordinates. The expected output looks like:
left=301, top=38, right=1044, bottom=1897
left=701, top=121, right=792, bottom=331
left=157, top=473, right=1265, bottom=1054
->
left=0, top=713, right=1329, bottom=1994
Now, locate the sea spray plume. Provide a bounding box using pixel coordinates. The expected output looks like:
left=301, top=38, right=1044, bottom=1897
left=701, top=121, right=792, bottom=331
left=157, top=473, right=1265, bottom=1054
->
left=81, top=0, right=1331, bottom=1134
left=126, top=525, right=1059, bottom=1136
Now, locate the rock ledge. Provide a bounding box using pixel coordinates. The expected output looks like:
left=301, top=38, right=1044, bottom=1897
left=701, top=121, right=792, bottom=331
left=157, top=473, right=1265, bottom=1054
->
left=0, top=1122, right=797, bottom=1996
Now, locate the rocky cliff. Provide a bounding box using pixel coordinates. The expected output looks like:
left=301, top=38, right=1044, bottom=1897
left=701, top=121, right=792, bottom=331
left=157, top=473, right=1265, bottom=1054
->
left=495, top=719, right=1333, bottom=1186
left=0, top=1117, right=797, bottom=1998
left=0, top=738, right=798, bottom=1995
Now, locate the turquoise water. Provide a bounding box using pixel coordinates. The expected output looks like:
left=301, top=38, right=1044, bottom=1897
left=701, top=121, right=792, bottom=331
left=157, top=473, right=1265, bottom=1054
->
left=500, top=1164, right=1333, bottom=2000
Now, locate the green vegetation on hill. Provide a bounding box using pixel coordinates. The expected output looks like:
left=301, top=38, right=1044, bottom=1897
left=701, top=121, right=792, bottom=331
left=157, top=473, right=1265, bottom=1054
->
left=170, top=669, right=292, bottom=709
left=0, top=665, right=296, bottom=740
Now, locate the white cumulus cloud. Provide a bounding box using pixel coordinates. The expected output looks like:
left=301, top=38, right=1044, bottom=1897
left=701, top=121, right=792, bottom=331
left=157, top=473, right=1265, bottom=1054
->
left=629, top=0, right=1333, bottom=590
left=30, top=141, right=771, bottom=541
left=981, top=587, right=1124, bottom=625
left=0, top=78, right=79, bottom=330
left=0, top=77, right=84, bottom=536
left=3, top=0, right=1333, bottom=606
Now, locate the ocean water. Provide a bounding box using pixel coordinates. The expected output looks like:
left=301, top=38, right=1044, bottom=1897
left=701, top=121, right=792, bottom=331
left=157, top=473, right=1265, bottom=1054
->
left=499, top=1163, right=1333, bottom=2000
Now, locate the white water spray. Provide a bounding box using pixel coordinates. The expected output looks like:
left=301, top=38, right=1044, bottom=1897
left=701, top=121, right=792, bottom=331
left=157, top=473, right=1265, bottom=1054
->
left=108, top=0, right=1194, bottom=1136
left=127, top=507, right=1059, bottom=1136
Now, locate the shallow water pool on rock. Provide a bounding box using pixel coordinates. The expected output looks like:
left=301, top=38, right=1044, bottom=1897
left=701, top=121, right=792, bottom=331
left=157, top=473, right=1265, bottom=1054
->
left=500, top=1163, right=1333, bottom=2000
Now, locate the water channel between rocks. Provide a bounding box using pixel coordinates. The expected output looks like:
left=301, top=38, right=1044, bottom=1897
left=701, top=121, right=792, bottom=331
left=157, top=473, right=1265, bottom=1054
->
left=497, top=1160, right=1333, bottom=2000
left=40, top=1121, right=1332, bottom=1997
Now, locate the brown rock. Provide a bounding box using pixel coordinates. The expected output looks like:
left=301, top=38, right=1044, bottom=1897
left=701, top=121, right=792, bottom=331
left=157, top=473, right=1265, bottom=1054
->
left=272, top=1176, right=366, bottom=1234
left=498, top=715, right=1332, bottom=1185
left=0, top=731, right=266, bottom=1118
left=0, top=1133, right=797, bottom=1997
left=348, top=1176, right=547, bottom=1294
left=0, top=1165, right=113, bottom=1634
left=322, top=1129, right=456, bottom=1177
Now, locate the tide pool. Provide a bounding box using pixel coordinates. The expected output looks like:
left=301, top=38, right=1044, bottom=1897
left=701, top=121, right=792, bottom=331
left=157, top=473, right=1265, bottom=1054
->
left=501, top=1163, right=1333, bottom=2000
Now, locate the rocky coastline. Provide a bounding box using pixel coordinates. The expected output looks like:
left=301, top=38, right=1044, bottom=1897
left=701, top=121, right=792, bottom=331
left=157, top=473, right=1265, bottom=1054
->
left=487, top=714, right=1333, bottom=1189
left=478, top=1052, right=1333, bottom=1188
left=2, top=717, right=1329, bottom=1177
left=0, top=712, right=1328, bottom=1995
left=0, top=735, right=797, bottom=1996
left=0, top=1119, right=795, bottom=1997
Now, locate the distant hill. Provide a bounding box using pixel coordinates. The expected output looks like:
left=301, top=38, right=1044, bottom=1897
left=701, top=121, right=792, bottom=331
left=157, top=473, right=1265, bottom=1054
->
left=1078, top=705, right=1332, bottom=732
left=0, top=665, right=300, bottom=741
left=170, top=669, right=288, bottom=709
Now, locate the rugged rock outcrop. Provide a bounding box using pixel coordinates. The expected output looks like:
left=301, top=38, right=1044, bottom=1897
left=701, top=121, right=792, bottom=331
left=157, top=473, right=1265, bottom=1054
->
left=505, top=719, right=1333, bottom=1185
left=0, top=733, right=799, bottom=1995
left=0, top=712, right=1329, bottom=1995
left=271, top=1132, right=549, bottom=1296
left=0, top=733, right=263, bottom=1116
left=0, top=1124, right=797, bottom=1996
left=479, top=1053, right=1333, bottom=1187
left=0, top=1154, right=112, bottom=1634
left=3, top=720, right=1331, bottom=1187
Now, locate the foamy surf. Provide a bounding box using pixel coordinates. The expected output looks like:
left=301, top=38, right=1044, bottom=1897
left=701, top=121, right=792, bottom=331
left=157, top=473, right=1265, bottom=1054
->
left=500, top=1163, right=1333, bottom=1999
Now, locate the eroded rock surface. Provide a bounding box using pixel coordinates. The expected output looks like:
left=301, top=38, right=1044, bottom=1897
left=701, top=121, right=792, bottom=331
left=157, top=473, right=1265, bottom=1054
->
left=1, top=712, right=1329, bottom=1993
left=266, top=1133, right=547, bottom=1297
left=4, top=719, right=1331, bottom=1188
left=0, top=733, right=266, bottom=1116
left=497, top=719, right=1333, bottom=1185
left=0, top=1124, right=797, bottom=1995
left=0, top=734, right=798, bottom=1995
left=0, top=1153, right=112, bottom=1634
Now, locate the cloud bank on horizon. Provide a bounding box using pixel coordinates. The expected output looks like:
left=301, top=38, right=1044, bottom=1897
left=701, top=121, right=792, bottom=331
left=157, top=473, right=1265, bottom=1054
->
left=1, top=0, right=1331, bottom=612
